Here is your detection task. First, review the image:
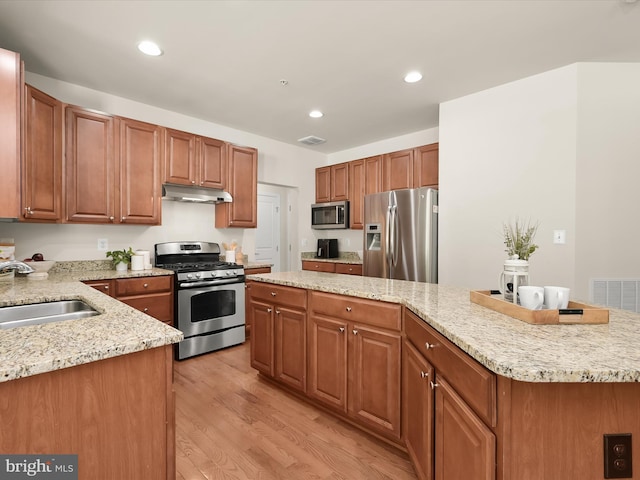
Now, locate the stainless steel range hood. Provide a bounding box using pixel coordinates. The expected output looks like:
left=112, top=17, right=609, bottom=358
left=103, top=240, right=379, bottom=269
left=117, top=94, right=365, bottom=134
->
left=162, top=184, right=232, bottom=204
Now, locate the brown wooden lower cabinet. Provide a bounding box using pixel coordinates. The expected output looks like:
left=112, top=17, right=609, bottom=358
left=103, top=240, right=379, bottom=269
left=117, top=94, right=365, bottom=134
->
left=250, top=285, right=640, bottom=480
left=301, top=260, right=362, bottom=275
left=0, top=346, right=175, bottom=480
left=83, top=275, right=174, bottom=326
left=243, top=267, right=272, bottom=338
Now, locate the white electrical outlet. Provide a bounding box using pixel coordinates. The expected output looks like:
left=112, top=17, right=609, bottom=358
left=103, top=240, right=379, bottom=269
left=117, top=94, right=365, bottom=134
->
left=97, top=238, right=109, bottom=251
left=553, top=230, right=566, bottom=245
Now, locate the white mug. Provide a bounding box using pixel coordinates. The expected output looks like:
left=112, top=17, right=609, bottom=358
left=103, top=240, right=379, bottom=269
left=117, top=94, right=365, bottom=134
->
left=544, top=286, right=570, bottom=309
left=518, top=286, right=544, bottom=310
left=225, top=250, right=236, bottom=263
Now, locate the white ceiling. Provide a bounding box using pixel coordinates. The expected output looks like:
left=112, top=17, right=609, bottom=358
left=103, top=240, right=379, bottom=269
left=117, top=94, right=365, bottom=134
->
left=0, top=0, right=639, bottom=154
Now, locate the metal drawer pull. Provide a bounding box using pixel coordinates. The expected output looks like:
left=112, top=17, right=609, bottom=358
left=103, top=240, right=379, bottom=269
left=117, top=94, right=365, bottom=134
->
left=271, top=292, right=276, bottom=296
left=143, top=308, right=148, bottom=312
left=267, top=308, right=272, bottom=313
left=143, top=283, right=148, bottom=288
left=346, top=306, right=352, bottom=312
left=352, top=329, right=358, bottom=335
left=420, top=371, right=429, bottom=379
left=339, top=327, right=345, bottom=333
left=275, top=309, right=280, bottom=315
left=430, top=380, right=439, bottom=389
left=104, top=286, right=109, bottom=290
left=425, top=342, right=435, bottom=350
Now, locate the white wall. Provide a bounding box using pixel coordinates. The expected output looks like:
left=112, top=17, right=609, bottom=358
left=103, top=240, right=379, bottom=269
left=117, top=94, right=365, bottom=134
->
left=574, top=63, right=640, bottom=299
left=0, top=73, right=325, bottom=265
left=439, top=62, right=640, bottom=302
left=439, top=65, right=579, bottom=293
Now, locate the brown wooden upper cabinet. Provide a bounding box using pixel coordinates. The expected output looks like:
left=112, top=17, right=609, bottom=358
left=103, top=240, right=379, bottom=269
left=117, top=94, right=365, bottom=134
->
left=315, top=162, right=349, bottom=203
left=163, top=128, right=226, bottom=189
left=215, top=143, right=258, bottom=228
left=22, top=85, right=63, bottom=222
left=65, top=106, right=162, bottom=225
left=349, top=159, right=365, bottom=229
left=383, top=148, right=414, bottom=191
left=0, top=47, right=21, bottom=219
left=414, top=143, right=439, bottom=188
left=364, top=155, right=383, bottom=195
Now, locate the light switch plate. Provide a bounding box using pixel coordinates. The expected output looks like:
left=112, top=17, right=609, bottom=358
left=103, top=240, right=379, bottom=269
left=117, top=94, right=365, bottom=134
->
left=97, top=238, right=108, bottom=251
left=553, top=230, right=566, bottom=244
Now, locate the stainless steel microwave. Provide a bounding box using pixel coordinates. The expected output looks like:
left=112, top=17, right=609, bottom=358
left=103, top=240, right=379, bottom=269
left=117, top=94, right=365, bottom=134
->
left=311, top=201, right=349, bottom=229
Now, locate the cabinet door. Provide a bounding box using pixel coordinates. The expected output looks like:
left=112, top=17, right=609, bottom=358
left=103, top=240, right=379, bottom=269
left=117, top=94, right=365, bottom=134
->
left=383, top=149, right=414, bottom=191
left=364, top=155, right=383, bottom=195
left=65, top=106, right=117, bottom=223
left=119, top=118, right=161, bottom=225
left=83, top=279, right=115, bottom=297
left=349, top=159, right=364, bottom=229
left=275, top=306, right=306, bottom=392
left=307, top=315, right=348, bottom=412
left=215, top=144, right=257, bottom=228
left=22, top=85, right=62, bottom=221
left=164, top=128, right=196, bottom=186
left=403, top=340, right=435, bottom=480
left=0, top=48, right=20, bottom=219
left=414, top=143, right=439, bottom=188
left=435, top=376, right=496, bottom=480
left=315, top=166, right=331, bottom=203
left=198, top=136, right=225, bottom=188
left=331, top=162, right=349, bottom=201
left=349, top=324, right=401, bottom=440
left=249, top=298, right=274, bottom=376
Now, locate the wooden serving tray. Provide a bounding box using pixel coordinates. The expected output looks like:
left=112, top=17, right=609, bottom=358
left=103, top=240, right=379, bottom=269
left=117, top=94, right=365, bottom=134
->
left=470, top=290, right=609, bottom=325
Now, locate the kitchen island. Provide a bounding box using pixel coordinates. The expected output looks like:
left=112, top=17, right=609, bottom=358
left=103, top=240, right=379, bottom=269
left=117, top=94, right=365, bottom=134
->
left=0, top=268, right=182, bottom=480
left=247, top=271, right=640, bottom=480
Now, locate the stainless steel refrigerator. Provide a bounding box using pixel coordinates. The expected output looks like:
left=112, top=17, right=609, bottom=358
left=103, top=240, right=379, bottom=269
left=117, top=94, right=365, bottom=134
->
left=363, top=187, right=438, bottom=282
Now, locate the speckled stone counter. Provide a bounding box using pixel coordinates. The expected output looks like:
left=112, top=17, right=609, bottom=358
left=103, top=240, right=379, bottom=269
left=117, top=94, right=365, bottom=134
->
left=243, top=262, right=273, bottom=270
left=246, top=271, right=640, bottom=383
left=301, top=251, right=362, bottom=264
left=0, top=266, right=183, bottom=383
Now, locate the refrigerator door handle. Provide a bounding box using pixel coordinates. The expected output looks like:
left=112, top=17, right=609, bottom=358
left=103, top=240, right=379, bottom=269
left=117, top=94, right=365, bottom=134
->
left=386, top=205, right=393, bottom=268
left=388, top=204, right=398, bottom=267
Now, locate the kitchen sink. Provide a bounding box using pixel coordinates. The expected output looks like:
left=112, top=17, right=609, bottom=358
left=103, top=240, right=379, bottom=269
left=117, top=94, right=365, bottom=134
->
left=0, top=300, right=100, bottom=330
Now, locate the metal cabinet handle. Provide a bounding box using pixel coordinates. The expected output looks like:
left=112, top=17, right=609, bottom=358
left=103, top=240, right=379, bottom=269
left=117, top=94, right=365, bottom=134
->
left=121, top=216, right=126, bottom=222
left=271, top=292, right=276, bottom=296
left=143, top=307, right=148, bottom=312
left=420, top=371, right=429, bottom=379
left=275, top=309, right=280, bottom=315
left=267, top=308, right=272, bottom=313
left=346, top=306, right=352, bottom=312
left=109, top=216, right=114, bottom=222
left=24, top=207, right=33, bottom=216
left=191, top=180, right=196, bottom=184
left=352, top=329, right=358, bottom=335
left=425, top=342, right=435, bottom=350
left=103, top=285, right=109, bottom=290
left=430, top=380, right=439, bottom=389
left=143, top=283, right=148, bottom=288
left=339, top=327, right=345, bottom=333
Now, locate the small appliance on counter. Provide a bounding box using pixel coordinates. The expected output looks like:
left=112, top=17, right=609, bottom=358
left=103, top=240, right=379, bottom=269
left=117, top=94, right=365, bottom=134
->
left=317, top=239, right=339, bottom=258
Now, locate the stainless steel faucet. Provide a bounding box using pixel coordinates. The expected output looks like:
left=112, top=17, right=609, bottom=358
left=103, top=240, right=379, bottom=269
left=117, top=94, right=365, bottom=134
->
left=0, top=260, right=36, bottom=274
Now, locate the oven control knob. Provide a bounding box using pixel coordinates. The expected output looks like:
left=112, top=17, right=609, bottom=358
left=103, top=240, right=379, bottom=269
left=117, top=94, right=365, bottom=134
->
left=186, top=273, right=193, bottom=279
left=195, top=272, right=202, bottom=279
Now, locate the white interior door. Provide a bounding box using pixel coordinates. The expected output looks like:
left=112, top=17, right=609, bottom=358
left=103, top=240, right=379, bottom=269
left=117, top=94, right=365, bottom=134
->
left=256, top=192, right=281, bottom=272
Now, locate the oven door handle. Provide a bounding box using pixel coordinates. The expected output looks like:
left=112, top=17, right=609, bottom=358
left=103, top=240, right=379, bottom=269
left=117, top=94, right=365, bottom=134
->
left=179, top=278, right=244, bottom=288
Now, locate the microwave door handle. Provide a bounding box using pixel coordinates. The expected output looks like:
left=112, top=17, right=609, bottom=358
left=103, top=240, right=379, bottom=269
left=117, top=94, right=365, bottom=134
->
left=335, top=205, right=340, bottom=224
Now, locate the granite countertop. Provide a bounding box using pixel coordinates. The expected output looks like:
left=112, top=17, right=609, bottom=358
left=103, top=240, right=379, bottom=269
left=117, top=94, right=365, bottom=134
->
left=244, top=262, right=273, bottom=270
left=246, top=271, right=640, bottom=383
left=0, top=264, right=183, bottom=383
left=301, top=252, right=363, bottom=265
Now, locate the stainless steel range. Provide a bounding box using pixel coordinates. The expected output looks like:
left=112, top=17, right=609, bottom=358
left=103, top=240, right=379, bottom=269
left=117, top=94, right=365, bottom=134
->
left=154, top=241, right=245, bottom=360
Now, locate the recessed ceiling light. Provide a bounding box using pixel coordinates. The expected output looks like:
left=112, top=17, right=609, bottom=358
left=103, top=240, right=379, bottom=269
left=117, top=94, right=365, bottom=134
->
left=404, top=71, right=423, bottom=83
left=309, top=110, right=323, bottom=118
left=138, top=41, right=163, bottom=56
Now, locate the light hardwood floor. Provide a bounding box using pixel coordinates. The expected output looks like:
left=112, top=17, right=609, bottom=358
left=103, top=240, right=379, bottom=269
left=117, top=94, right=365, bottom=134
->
left=174, top=342, right=417, bottom=480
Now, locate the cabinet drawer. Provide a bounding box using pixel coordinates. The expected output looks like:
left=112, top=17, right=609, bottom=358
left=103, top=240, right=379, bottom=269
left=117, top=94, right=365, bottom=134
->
left=119, top=294, right=173, bottom=324
left=114, top=275, right=172, bottom=296
left=335, top=263, right=362, bottom=275
left=249, top=282, right=307, bottom=309
left=245, top=267, right=271, bottom=275
left=302, top=260, right=336, bottom=273
left=404, top=309, right=496, bottom=427
left=310, top=291, right=401, bottom=331
left=83, top=279, right=115, bottom=297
